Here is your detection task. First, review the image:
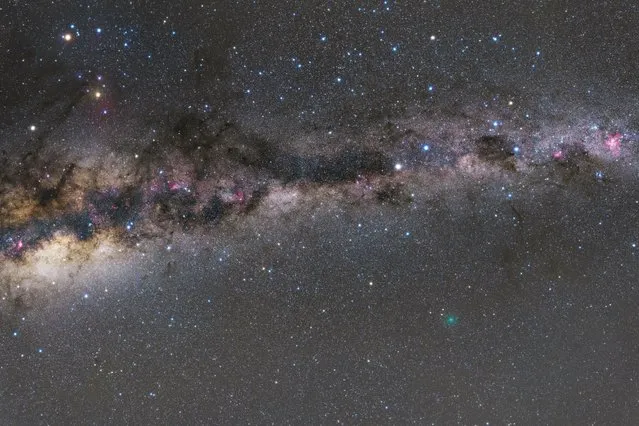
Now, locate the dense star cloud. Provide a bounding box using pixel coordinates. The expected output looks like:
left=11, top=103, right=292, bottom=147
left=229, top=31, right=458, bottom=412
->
left=1, top=1, right=639, bottom=424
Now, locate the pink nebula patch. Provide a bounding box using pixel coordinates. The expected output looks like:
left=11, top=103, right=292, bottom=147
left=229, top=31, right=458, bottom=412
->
left=605, top=132, right=622, bottom=156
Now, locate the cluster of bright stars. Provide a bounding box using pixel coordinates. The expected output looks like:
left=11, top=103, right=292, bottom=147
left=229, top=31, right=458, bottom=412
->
left=393, top=143, right=431, bottom=171
left=58, top=26, right=108, bottom=112
left=61, top=23, right=103, bottom=43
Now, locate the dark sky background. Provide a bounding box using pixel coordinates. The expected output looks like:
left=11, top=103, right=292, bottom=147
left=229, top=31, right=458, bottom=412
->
left=1, top=1, right=638, bottom=424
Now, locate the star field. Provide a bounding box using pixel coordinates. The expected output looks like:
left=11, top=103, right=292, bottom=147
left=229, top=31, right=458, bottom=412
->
left=1, top=1, right=639, bottom=424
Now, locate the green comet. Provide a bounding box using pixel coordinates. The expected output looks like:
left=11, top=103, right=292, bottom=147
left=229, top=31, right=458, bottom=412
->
left=444, top=314, right=459, bottom=327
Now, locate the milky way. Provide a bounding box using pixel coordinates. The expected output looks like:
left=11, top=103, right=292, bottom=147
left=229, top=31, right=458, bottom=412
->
left=2, top=1, right=639, bottom=424
left=2, top=101, right=635, bottom=308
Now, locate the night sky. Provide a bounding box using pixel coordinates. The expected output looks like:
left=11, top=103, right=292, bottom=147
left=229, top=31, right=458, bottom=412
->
left=1, top=1, right=639, bottom=424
